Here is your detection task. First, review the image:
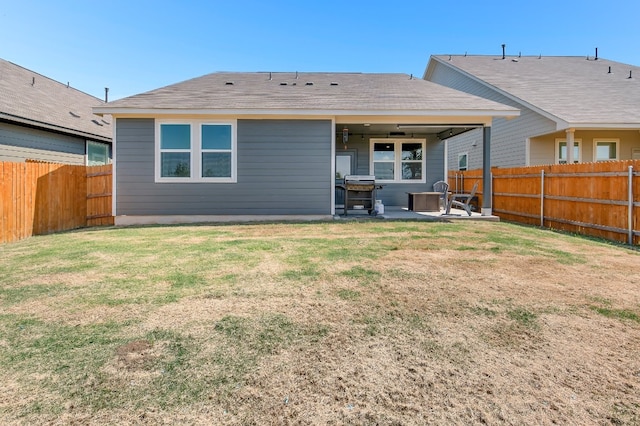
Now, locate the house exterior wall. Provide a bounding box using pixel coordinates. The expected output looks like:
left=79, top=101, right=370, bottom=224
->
left=115, top=118, right=332, bottom=216
left=427, top=61, right=557, bottom=169
left=0, top=121, right=88, bottom=164
left=336, top=135, right=444, bottom=206
left=531, top=129, right=640, bottom=164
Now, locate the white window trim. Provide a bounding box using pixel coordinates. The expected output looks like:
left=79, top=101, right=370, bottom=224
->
left=86, top=140, right=110, bottom=166
left=593, top=138, right=619, bottom=161
left=555, top=138, right=582, bottom=164
left=155, top=119, right=237, bottom=183
left=458, top=152, right=468, bottom=171
left=370, top=138, right=426, bottom=183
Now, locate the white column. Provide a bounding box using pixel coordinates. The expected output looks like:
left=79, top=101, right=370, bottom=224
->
left=566, top=128, right=575, bottom=164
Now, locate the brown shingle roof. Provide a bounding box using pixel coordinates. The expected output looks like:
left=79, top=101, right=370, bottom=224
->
left=0, top=58, right=111, bottom=141
left=97, top=72, right=518, bottom=115
left=429, top=55, right=640, bottom=125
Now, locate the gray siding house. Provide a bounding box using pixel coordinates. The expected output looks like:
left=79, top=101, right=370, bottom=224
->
left=94, top=72, right=518, bottom=224
left=0, top=58, right=112, bottom=165
left=424, top=54, right=640, bottom=170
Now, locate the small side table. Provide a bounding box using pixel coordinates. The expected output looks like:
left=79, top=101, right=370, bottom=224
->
left=408, top=192, right=441, bottom=212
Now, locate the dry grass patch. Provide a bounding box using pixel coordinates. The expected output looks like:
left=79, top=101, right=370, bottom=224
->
left=0, top=221, right=639, bottom=424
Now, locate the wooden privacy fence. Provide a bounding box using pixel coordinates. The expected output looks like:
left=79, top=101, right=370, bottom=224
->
left=0, top=161, right=113, bottom=244
left=450, top=160, right=640, bottom=245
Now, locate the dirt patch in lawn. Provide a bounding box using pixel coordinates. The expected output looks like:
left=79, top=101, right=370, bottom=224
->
left=1, top=222, right=639, bottom=425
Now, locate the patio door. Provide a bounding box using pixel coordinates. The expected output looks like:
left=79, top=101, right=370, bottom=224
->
left=335, top=150, right=356, bottom=206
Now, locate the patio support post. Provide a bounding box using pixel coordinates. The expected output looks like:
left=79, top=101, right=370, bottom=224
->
left=482, top=126, right=492, bottom=216
left=566, top=128, right=575, bottom=164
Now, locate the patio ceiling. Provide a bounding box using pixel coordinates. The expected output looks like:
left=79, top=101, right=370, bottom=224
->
left=338, top=123, right=479, bottom=139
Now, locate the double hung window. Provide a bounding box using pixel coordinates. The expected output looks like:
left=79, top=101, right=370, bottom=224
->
left=156, top=120, right=236, bottom=182
left=458, top=153, right=468, bottom=171
left=556, top=139, right=582, bottom=164
left=594, top=139, right=619, bottom=161
left=86, top=141, right=110, bottom=165
left=371, top=139, right=426, bottom=183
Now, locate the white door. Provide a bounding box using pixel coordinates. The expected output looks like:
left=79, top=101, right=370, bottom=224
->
left=335, top=151, right=356, bottom=206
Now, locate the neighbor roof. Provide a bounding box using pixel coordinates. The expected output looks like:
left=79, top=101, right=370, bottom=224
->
left=426, top=55, right=640, bottom=127
left=94, top=72, right=518, bottom=118
left=0, top=58, right=111, bottom=141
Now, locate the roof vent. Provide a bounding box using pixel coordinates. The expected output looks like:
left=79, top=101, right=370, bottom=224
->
left=280, top=82, right=288, bottom=86
left=305, top=82, right=313, bottom=86
left=225, top=81, right=234, bottom=85
left=501, top=44, right=506, bottom=59
left=629, top=70, right=633, bottom=79
left=91, top=119, right=103, bottom=127
left=608, top=66, right=612, bottom=74
left=69, top=111, right=80, bottom=118
left=330, top=82, right=338, bottom=86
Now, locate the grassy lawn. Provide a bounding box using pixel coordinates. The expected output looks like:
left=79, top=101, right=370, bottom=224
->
left=1, top=221, right=639, bottom=424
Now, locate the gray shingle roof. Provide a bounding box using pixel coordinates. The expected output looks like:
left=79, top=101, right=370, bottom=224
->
left=429, top=55, right=640, bottom=125
left=97, top=72, right=517, bottom=115
left=0, top=58, right=112, bottom=141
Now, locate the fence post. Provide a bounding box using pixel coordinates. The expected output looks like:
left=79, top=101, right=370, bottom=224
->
left=540, top=169, right=545, bottom=227
left=490, top=171, right=494, bottom=216
left=629, top=165, right=634, bottom=245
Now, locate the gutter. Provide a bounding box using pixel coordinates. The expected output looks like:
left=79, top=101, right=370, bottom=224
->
left=0, top=112, right=112, bottom=143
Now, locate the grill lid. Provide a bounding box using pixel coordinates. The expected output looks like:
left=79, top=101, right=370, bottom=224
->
left=344, top=175, right=376, bottom=183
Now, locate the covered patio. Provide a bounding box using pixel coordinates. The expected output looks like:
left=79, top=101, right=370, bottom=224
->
left=333, top=120, right=497, bottom=217
left=334, top=204, right=498, bottom=221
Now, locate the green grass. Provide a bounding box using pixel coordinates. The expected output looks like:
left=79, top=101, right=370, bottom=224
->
left=507, top=308, right=538, bottom=327
left=590, top=306, right=640, bottom=323
left=0, top=220, right=636, bottom=423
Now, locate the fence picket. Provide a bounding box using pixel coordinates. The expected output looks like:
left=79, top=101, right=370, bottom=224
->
left=452, top=160, right=640, bottom=245
left=0, top=162, right=113, bottom=244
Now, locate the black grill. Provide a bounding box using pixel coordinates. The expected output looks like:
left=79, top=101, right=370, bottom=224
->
left=339, top=175, right=380, bottom=216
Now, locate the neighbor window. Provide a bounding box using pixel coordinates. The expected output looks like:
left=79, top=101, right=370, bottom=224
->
left=371, top=139, right=425, bottom=182
left=594, top=139, right=619, bottom=161
left=458, top=152, right=468, bottom=171
left=86, top=141, right=110, bottom=165
left=556, top=139, right=582, bottom=164
left=156, top=120, right=236, bottom=182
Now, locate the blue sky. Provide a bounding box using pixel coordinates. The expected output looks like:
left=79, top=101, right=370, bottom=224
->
left=1, top=0, right=638, bottom=101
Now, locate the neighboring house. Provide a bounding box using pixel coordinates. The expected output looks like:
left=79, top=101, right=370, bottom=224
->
left=0, top=58, right=112, bottom=165
left=424, top=54, right=640, bottom=170
left=93, top=72, right=517, bottom=224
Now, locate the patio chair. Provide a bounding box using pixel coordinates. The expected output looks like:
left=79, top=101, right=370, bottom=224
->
left=446, top=180, right=479, bottom=216
left=432, top=180, right=449, bottom=210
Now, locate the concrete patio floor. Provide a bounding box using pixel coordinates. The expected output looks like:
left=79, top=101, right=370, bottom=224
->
left=334, top=205, right=500, bottom=221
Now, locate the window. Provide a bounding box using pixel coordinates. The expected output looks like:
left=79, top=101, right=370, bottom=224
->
left=371, top=139, right=425, bottom=182
left=201, top=124, right=232, bottom=178
left=458, top=152, right=468, bottom=171
left=555, top=139, right=582, bottom=164
left=156, top=120, right=236, bottom=183
left=160, top=124, right=191, bottom=177
left=594, top=139, right=619, bottom=161
left=86, top=141, right=110, bottom=165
